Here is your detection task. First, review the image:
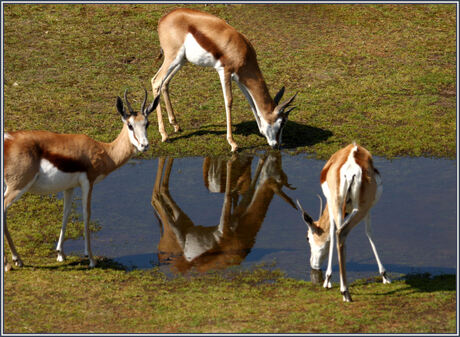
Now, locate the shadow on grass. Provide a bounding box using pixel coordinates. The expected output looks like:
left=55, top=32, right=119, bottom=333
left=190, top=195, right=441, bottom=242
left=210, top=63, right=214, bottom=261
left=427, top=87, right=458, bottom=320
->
left=361, top=273, right=456, bottom=297
left=233, top=120, right=333, bottom=148
left=403, top=273, right=456, bottom=293
left=18, top=256, right=127, bottom=272
left=170, top=120, right=332, bottom=149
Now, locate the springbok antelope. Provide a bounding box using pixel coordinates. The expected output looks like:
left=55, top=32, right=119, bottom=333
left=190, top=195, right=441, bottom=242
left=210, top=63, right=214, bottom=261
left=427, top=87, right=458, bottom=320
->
left=296, top=143, right=391, bottom=302
left=151, top=8, right=297, bottom=151
left=3, top=89, right=158, bottom=271
left=152, top=153, right=296, bottom=273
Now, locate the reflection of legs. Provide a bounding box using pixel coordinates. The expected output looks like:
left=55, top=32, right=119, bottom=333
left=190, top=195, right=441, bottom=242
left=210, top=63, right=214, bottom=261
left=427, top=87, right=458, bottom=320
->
left=154, top=157, right=193, bottom=247
left=216, top=159, right=234, bottom=236
left=365, top=214, right=391, bottom=284
left=56, top=188, right=74, bottom=262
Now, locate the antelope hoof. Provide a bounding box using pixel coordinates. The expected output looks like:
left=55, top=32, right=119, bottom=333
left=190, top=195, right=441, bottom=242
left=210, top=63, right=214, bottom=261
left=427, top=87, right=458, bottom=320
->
left=230, top=144, right=239, bottom=153
left=173, top=125, right=182, bottom=133
left=323, top=274, right=332, bottom=289
left=13, top=257, right=23, bottom=268
left=342, top=290, right=353, bottom=302
left=56, top=251, right=66, bottom=262
left=4, top=263, right=13, bottom=272
left=161, top=134, right=170, bottom=143
left=382, top=271, right=391, bottom=284
left=89, top=259, right=96, bottom=268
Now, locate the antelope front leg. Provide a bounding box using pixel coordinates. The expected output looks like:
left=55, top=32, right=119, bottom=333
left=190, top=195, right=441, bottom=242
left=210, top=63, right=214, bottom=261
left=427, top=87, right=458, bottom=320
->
left=56, top=188, right=74, bottom=262
left=151, top=55, right=185, bottom=143
left=337, top=231, right=352, bottom=302
left=323, top=205, right=336, bottom=289
left=151, top=77, right=169, bottom=143
left=161, top=63, right=184, bottom=133
left=80, top=179, right=95, bottom=268
left=218, top=68, right=238, bottom=152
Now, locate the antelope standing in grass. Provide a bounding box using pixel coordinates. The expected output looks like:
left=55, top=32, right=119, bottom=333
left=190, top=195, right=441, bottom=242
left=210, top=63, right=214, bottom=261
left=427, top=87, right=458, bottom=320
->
left=151, top=8, right=297, bottom=152
left=297, top=143, right=391, bottom=302
left=3, top=89, right=157, bottom=271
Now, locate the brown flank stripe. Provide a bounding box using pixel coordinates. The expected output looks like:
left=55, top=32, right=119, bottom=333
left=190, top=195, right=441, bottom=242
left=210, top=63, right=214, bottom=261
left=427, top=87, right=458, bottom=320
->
left=41, top=150, right=88, bottom=173
left=188, top=25, right=224, bottom=61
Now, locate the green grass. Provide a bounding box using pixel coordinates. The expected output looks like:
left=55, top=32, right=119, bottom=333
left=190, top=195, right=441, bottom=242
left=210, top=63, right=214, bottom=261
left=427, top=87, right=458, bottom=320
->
left=3, top=262, right=457, bottom=333
left=3, top=4, right=456, bottom=159
left=2, top=4, right=457, bottom=334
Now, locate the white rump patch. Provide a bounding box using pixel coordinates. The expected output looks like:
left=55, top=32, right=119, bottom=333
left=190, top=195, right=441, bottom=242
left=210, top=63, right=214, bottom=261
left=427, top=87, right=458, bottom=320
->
left=4, top=133, right=13, bottom=140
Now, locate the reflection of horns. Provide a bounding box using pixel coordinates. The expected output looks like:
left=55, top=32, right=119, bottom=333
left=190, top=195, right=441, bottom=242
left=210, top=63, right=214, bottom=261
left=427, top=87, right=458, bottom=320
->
left=275, top=187, right=297, bottom=210
left=285, top=181, right=296, bottom=191
left=316, top=194, right=323, bottom=220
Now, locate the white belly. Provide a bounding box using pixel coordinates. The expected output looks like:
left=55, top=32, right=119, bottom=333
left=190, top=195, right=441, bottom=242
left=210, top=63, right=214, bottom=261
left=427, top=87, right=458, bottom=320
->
left=184, top=33, right=219, bottom=67
left=28, top=159, right=84, bottom=194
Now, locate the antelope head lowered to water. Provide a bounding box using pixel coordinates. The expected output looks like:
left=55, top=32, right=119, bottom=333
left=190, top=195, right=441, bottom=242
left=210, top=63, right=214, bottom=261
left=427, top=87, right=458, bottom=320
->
left=297, top=143, right=391, bottom=302
left=150, top=8, right=297, bottom=151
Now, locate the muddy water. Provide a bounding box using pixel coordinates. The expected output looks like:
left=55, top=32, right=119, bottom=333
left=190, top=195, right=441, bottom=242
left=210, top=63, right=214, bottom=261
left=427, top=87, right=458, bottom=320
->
left=63, top=153, right=457, bottom=282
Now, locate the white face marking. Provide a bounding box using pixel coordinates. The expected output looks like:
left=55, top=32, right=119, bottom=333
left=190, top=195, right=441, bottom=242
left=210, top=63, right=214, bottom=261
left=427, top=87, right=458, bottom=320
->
left=127, top=116, right=149, bottom=152
left=28, top=159, right=82, bottom=194
left=261, top=118, right=282, bottom=148
left=184, top=33, right=218, bottom=67
left=308, top=233, right=330, bottom=270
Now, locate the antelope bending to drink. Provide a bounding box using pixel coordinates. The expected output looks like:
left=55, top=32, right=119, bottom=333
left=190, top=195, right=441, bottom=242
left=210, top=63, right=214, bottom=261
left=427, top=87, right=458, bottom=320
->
left=151, top=8, right=297, bottom=151
left=3, top=89, right=157, bottom=271
left=297, top=143, right=391, bottom=302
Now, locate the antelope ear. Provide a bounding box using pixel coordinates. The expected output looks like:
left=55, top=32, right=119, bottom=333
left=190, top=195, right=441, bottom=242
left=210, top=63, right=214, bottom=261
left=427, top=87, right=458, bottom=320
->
left=283, top=106, right=296, bottom=118
left=116, top=96, right=127, bottom=119
left=274, top=86, right=285, bottom=105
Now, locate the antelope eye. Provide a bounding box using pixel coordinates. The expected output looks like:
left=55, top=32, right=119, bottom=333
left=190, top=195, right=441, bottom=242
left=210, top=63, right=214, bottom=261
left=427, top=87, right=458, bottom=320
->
left=128, top=123, right=134, bottom=131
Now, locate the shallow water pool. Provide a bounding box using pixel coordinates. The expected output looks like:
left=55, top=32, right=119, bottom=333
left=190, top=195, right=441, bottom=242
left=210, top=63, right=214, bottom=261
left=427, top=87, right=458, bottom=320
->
left=64, top=153, right=457, bottom=282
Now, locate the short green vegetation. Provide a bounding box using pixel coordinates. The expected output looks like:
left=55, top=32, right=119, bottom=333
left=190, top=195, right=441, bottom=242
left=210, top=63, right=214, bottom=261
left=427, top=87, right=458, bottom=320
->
left=2, top=4, right=457, bottom=334
left=3, top=4, right=455, bottom=159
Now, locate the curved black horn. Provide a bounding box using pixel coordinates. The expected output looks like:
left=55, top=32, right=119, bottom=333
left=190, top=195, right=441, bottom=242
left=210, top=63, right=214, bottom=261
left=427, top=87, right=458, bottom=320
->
left=124, top=89, right=135, bottom=115
left=276, top=92, right=298, bottom=114
left=141, top=88, right=148, bottom=115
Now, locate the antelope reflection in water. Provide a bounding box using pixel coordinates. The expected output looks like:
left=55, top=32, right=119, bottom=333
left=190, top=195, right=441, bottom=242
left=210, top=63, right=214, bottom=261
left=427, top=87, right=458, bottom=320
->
left=151, top=153, right=297, bottom=274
